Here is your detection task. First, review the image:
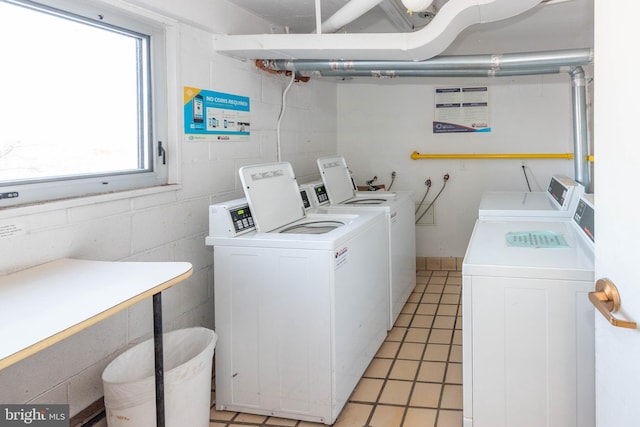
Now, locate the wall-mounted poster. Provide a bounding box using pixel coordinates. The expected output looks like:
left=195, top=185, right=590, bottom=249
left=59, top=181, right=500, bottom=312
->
left=433, top=87, right=490, bottom=133
left=184, top=87, right=250, bottom=142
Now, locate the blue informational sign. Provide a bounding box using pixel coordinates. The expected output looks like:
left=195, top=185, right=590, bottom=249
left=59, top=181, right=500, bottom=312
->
left=184, top=87, right=251, bottom=141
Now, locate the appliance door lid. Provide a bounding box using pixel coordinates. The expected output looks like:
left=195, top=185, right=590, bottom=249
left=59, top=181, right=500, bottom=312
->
left=239, top=162, right=305, bottom=232
left=317, top=156, right=355, bottom=204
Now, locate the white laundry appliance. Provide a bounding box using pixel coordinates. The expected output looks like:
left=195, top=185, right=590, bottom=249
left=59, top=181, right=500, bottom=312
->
left=462, top=194, right=595, bottom=427
left=478, top=174, right=585, bottom=220
left=206, top=162, right=389, bottom=425
left=316, top=156, right=416, bottom=330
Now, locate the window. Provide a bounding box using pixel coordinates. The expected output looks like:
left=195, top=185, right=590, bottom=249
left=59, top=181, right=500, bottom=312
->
left=0, top=0, right=169, bottom=207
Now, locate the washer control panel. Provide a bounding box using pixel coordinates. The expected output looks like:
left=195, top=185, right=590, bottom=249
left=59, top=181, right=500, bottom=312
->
left=209, top=198, right=255, bottom=237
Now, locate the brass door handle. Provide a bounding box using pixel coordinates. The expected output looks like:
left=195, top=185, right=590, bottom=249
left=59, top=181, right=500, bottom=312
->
left=589, top=279, right=637, bottom=329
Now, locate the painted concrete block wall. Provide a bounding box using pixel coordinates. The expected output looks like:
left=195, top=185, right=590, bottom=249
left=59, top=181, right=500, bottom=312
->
left=0, top=0, right=337, bottom=416
left=336, top=74, right=588, bottom=257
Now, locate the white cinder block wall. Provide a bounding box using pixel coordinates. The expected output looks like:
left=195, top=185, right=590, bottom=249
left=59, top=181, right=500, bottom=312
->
left=336, top=73, right=591, bottom=257
left=0, top=0, right=336, bottom=416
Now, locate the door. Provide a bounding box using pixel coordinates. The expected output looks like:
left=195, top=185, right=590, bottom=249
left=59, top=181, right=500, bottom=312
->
left=594, top=1, right=640, bottom=426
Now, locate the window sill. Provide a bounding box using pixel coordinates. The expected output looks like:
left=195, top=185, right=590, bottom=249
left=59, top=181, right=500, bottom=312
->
left=0, top=184, right=182, bottom=220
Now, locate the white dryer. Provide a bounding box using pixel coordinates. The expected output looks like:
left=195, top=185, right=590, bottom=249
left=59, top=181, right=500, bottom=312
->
left=207, top=162, right=389, bottom=425
left=316, top=156, right=416, bottom=330
left=462, top=194, right=595, bottom=427
left=478, top=174, right=585, bottom=220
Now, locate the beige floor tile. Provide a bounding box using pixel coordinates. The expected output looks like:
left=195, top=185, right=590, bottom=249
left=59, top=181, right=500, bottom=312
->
left=209, top=407, right=236, bottom=421
left=431, top=271, right=448, bottom=277
left=376, top=341, right=401, bottom=358
left=452, top=330, right=462, bottom=345
left=379, top=379, right=413, bottom=405
left=426, top=284, right=445, bottom=293
left=440, top=294, right=460, bottom=305
left=426, top=257, right=441, bottom=270
left=209, top=423, right=227, bottom=427
left=265, top=416, right=297, bottom=425
left=443, top=285, right=461, bottom=295
left=416, top=303, right=437, bottom=315
left=421, top=293, right=441, bottom=304
left=397, top=342, right=425, bottom=360
left=403, top=407, right=438, bottom=427
left=429, top=275, right=447, bottom=284
left=298, top=422, right=325, bottom=427
left=394, top=313, right=412, bottom=327
left=333, top=403, right=373, bottom=427
left=437, top=304, right=458, bottom=316
left=234, top=413, right=267, bottom=423
left=405, top=327, right=429, bottom=343
left=423, top=344, right=450, bottom=362
left=437, top=410, right=463, bottom=427
left=410, top=382, right=442, bottom=408
left=389, top=359, right=420, bottom=381
left=369, top=404, right=405, bottom=427
left=428, top=329, right=453, bottom=345
left=433, top=316, right=456, bottom=329
left=402, top=302, right=418, bottom=314
left=441, top=257, right=458, bottom=271
left=416, top=275, right=430, bottom=284
left=445, top=363, right=462, bottom=384
left=414, top=284, right=427, bottom=293
left=386, top=326, right=407, bottom=342
left=416, top=257, right=426, bottom=270
left=364, top=357, right=393, bottom=379
left=350, top=378, right=384, bottom=403
left=440, top=385, right=463, bottom=410
left=445, top=276, right=462, bottom=285
left=407, top=292, right=422, bottom=303
left=417, top=361, right=446, bottom=383
left=416, top=269, right=431, bottom=277
left=455, top=316, right=462, bottom=330
left=411, top=314, right=434, bottom=328
left=449, top=345, right=462, bottom=363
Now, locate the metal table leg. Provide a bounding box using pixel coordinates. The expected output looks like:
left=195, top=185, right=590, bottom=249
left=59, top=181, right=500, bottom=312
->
left=153, top=292, right=165, bottom=427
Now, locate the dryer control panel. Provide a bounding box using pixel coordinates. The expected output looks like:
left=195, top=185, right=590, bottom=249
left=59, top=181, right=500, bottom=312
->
left=573, top=194, right=594, bottom=244
left=209, top=198, right=255, bottom=237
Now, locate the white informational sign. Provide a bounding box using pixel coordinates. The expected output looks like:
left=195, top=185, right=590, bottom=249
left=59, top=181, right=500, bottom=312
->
left=433, top=87, right=491, bottom=133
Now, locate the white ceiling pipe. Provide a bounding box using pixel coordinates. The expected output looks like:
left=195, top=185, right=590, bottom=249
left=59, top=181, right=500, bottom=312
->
left=317, top=0, right=386, bottom=33
left=214, top=0, right=544, bottom=61
left=317, top=67, right=564, bottom=77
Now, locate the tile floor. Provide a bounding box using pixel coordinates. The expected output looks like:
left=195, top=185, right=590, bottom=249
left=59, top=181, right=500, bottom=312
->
left=209, top=262, right=463, bottom=427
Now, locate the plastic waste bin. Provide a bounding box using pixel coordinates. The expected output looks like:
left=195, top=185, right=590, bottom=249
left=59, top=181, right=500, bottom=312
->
left=102, top=327, right=216, bottom=427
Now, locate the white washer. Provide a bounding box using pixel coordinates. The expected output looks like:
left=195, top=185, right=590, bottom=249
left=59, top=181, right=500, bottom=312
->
left=462, top=194, right=595, bottom=427
left=317, top=156, right=416, bottom=329
left=299, top=180, right=330, bottom=208
left=206, top=162, right=389, bottom=425
left=478, top=175, right=585, bottom=220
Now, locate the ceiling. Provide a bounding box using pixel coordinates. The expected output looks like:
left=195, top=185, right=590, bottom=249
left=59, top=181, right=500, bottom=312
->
left=222, top=0, right=593, bottom=56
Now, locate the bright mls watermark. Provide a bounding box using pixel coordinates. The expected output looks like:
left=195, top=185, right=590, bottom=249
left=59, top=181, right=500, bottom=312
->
left=0, top=405, right=69, bottom=426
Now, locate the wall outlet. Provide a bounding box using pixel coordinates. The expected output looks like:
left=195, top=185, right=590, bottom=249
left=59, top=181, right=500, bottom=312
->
left=415, top=202, right=435, bottom=225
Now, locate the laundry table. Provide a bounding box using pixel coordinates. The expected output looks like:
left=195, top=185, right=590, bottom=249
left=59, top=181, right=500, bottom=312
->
left=0, top=258, right=193, bottom=427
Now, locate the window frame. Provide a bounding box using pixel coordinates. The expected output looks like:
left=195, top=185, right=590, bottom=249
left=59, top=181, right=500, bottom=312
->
left=0, top=0, right=174, bottom=208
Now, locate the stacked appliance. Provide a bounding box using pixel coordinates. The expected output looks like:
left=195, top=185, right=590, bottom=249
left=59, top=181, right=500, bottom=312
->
left=206, top=162, right=389, bottom=425
left=316, top=156, right=416, bottom=329
left=462, top=193, right=595, bottom=427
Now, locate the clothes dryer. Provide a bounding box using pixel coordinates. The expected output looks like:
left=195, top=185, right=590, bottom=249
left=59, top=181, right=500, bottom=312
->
left=462, top=194, right=595, bottom=427
left=207, top=162, right=389, bottom=425
left=317, top=156, right=416, bottom=330
left=478, top=175, right=585, bottom=220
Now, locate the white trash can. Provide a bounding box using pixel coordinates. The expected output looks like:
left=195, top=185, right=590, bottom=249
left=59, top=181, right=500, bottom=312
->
left=102, top=327, right=216, bottom=427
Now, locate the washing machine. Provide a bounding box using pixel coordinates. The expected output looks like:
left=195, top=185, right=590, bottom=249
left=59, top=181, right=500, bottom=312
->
left=206, top=162, right=389, bottom=425
left=316, top=156, right=416, bottom=330
left=462, top=194, right=595, bottom=427
left=478, top=174, right=585, bottom=220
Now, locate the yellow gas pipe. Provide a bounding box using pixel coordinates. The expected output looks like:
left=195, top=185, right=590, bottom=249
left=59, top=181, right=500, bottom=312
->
left=409, top=151, right=591, bottom=161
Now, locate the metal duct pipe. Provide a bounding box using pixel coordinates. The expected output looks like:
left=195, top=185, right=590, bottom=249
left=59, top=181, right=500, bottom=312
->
left=318, top=67, right=565, bottom=78
left=570, top=66, right=591, bottom=191
left=317, top=0, right=386, bottom=34
left=274, top=49, right=593, bottom=72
